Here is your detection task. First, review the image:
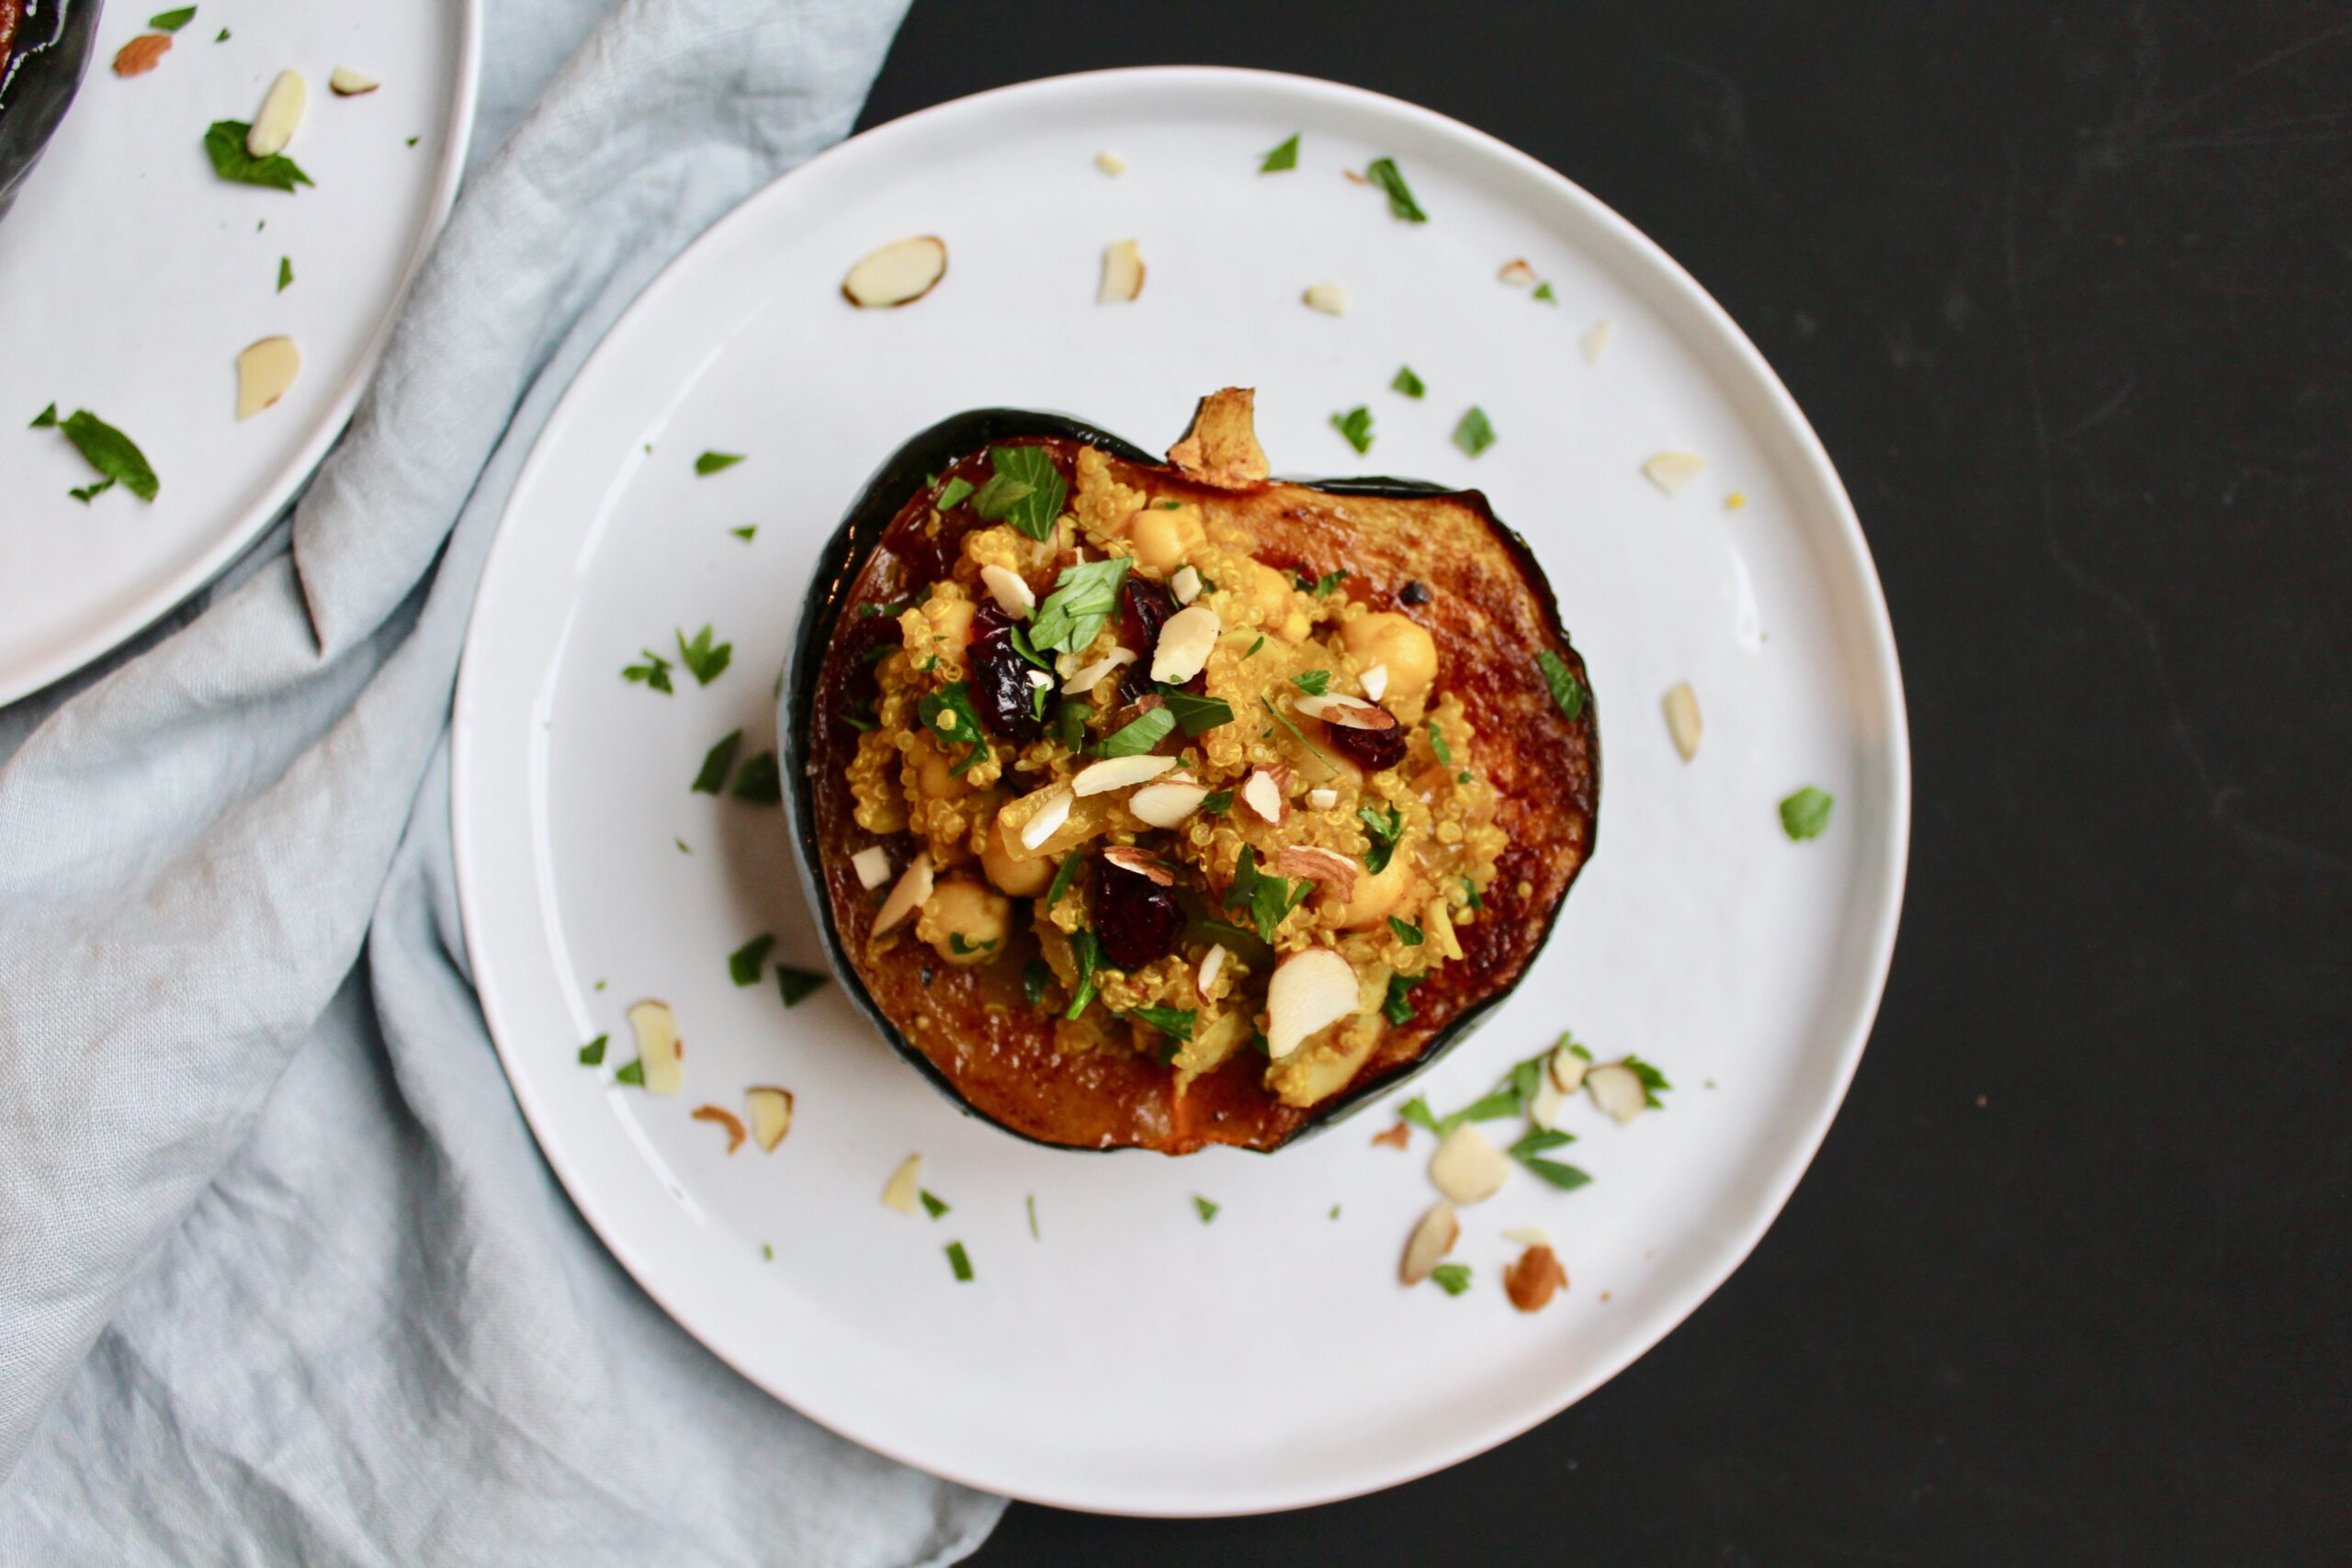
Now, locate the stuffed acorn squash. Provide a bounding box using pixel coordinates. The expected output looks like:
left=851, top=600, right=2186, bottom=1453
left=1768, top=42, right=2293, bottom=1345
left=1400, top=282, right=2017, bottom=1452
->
left=785, top=389, right=1598, bottom=1154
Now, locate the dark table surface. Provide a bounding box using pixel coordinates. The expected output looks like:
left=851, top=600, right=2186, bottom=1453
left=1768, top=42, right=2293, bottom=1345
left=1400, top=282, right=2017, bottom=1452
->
left=855, top=4, right=2352, bottom=1562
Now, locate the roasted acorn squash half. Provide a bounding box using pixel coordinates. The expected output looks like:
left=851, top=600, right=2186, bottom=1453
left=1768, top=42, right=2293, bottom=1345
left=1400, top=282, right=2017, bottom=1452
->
left=784, top=390, right=1598, bottom=1154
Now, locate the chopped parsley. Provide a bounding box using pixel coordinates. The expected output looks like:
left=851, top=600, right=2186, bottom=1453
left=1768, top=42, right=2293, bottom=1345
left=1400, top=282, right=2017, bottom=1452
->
left=1243, top=636, right=1266, bottom=660
left=1065, top=930, right=1103, bottom=1019
left=919, top=1190, right=951, bottom=1220
left=151, top=6, right=198, bottom=29
left=1131, top=1006, right=1196, bottom=1042
left=1045, top=851, right=1082, bottom=909
left=1029, top=557, right=1130, bottom=653
left=947, top=932, right=997, bottom=955
left=1258, top=696, right=1340, bottom=778
left=944, top=1241, right=974, bottom=1282
left=1159, top=690, right=1234, bottom=736
left=1387, top=916, right=1424, bottom=946
left=1294, top=566, right=1349, bottom=597
left=935, top=475, right=975, bottom=511
left=1392, top=365, right=1426, bottom=399
left=49, top=409, right=160, bottom=502
left=918, top=682, right=992, bottom=774
left=692, top=729, right=743, bottom=794
left=29, top=404, right=56, bottom=427
left=1198, top=789, right=1233, bottom=816
left=1532, top=280, right=1557, bottom=302
left=730, top=750, right=782, bottom=804
left=1054, top=699, right=1088, bottom=750
left=1092, top=706, right=1177, bottom=758
left=1259, top=133, right=1300, bottom=173
left=1780, top=786, right=1835, bottom=841
left=1293, top=670, right=1331, bottom=696
left=694, top=450, right=746, bottom=476
left=1358, top=802, right=1404, bottom=873
left=578, top=1033, right=607, bottom=1066
left=1462, top=877, right=1484, bottom=910
left=728, top=933, right=775, bottom=986
left=1453, top=406, right=1496, bottom=457
left=1536, top=649, right=1587, bottom=720
left=1429, top=1263, right=1472, bottom=1296
left=204, top=120, right=312, bottom=192
left=1623, top=1055, right=1674, bottom=1107
left=674, top=624, right=732, bottom=685
left=776, top=965, right=827, bottom=1007
left=1364, top=157, right=1428, bottom=222
left=1426, top=721, right=1453, bottom=764
left=1027, top=1194, right=1040, bottom=1239
left=1329, top=405, right=1374, bottom=455
left=1226, top=845, right=1313, bottom=943
left=730, top=525, right=757, bottom=542
left=277, top=255, right=293, bottom=292
left=1021, top=958, right=1052, bottom=1010
left=614, top=1058, right=646, bottom=1087
left=1382, top=972, right=1425, bottom=1026
left=972, top=445, right=1067, bottom=542
left=1194, top=1195, right=1221, bottom=1223
left=1506, top=1127, right=1591, bottom=1190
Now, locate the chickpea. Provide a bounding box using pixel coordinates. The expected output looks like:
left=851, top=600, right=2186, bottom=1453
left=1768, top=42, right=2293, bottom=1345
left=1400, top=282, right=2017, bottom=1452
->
left=910, top=735, right=973, bottom=799
left=1341, top=612, right=1439, bottom=703
left=1128, top=503, right=1206, bottom=574
left=980, top=830, right=1054, bottom=897
left=1239, top=558, right=1293, bottom=626
left=919, top=595, right=977, bottom=663
left=1327, top=839, right=1415, bottom=929
left=919, top=876, right=1012, bottom=967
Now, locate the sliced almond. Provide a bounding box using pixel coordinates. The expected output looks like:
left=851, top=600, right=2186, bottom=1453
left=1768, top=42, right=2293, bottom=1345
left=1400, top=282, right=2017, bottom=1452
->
left=1498, top=257, right=1538, bottom=286
left=1239, top=768, right=1284, bottom=824
left=1265, top=948, right=1357, bottom=1059
left=1101, top=845, right=1175, bottom=886
left=1294, top=692, right=1395, bottom=729
left=1196, top=943, right=1229, bottom=995
left=1548, top=1043, right=1589, bottom=1094
left=1094, top=150, right=1127, bottom=176
left=1581, top=318, right=1612, bottom=366
left=850, top=845, right=893, bottom=890
left=1148, top=604, right=1219, bottom=683
left=1400, top=1200, right=1460, bottom=1285
left=1505, top=1244, right=1568, bottom=1312
left=1586, top=1061, right=1648, bottom=1124
left=246, top=70, right=309, bottom=158
left=1643, top=451, right=1707, bottom=496
left=979, top=563, right=1035, bottom=618
left=1072, top=754, right=1177, bottom=795
left=234, top=337, right=302, bottom=420
left=1372, top=1122, right=1412, bottom=1151
left=328, top=65, right=379, bottom=96
left=744, top=1087, right=795, bottom=1153
left=1274, top=844, right=1358, bottom=904
left=625, top=999, right=684, bottom=1097
left=1429, top=1125, right=1510, bottom=1204
left=1502, top=1224, right=1552, bottom=1248
left=691, top=1103, right=747, bottom=1155
left=1303, top=280, right=1350, bottom=316
left=1359, top=664, right=1388, bottom=703
left=1017, top=788, right=1071, bottom=852
left=112, top=35, right=172, bottom=77
left=871, top=852, right=933, bottom=936
left=1060, top=647, right=1135, bottom=695
left=1306, top=786, right=1339, bottom=810
left=842, top=236, right=948, bottom=309
left=1662, top=682, right=1702, bottom=761
left=1530, top=1072, right=1567, bottom=1131
left=881, top=1154, right=924, bottom=1215
left=1129, top=773, right=1209, bottom=828
left=1170, top=565, right=1202, bottom=605
left=1098, top=238, right=1146, bottom=305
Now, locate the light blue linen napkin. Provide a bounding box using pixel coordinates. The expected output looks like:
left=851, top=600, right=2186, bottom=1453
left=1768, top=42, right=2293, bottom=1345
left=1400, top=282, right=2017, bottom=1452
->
left=0, top=1, right=1006, bottom=1561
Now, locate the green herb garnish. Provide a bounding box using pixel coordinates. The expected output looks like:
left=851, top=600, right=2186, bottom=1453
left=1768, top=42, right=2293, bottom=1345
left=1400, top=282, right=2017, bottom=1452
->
left=1426, top=721, right=1452, bottom=764
left=1387, top=916, right=1424, bottom=946
left=30, top=404, right=57, bottom=428
left=1532, top=281, right=1556, bottom=302
left=614, top=1058, right=645, bottom=1087
left=947, top=932, right=998, bottom=955
left=1243, top=636, right=1266, bottom=660
left=1506, top=1128, right=1591, bottom=1190
left=730, top=525, right=756, bottom=542
left=1429, top=1263, right=1472, bottom=1295
left=1029, top=557, right=1130, bottom=653
left=1357, top=803, right=1404, bottom=874
left=1463, top=877, right=1484, bottom=910
left=1027, top=1195, right=1040, bottom=1239
left=972, top=445, right=1068, bottom=542
left=150, top=6, right=197, bottom=30
left=1329, top=405, right=1374, bottom=455
left=727, top=933, right=775, bottom=986
left=1364, top=156, right=1428, bottom=221
left=1292, top=671, right=1331, bottom=696
left=694, top=450, right=745, bottom=476
left=1780, top=786, right=1834, bottom=841
left=69, top=479, right=115, bottom=504
left=1199, top=790, right=1233, bottom=816
left=578, top=1033, right=607, bottom=1066
left=1536, top=649, right=1586, bottom=720
left=1093, top=706, right=1177, bottom=758
left=674, top=624, right=732, bottom=685
left=1045, top=851, right=1082, bottom=909
left=1132, top=1007, right=1195, bottom=1042
left=1383, top=971, right=1426, bottom=1025
left=730, top=750, right=782, bottom=804
left=1453, top=406, right=1496, bottom=457
left=944, top=1241, right=974, bottom=1282
left=1193, top=1195, right=1220, bottom=1224
left=1055, top=699, right=1088, bottom=750
left=692, top=729, right=742, bottom=794
left=204, top=120, right=312, bottom=192
left=51, top=409, right=160, bottom=501
left=1065, top=930, right=1102, bottom=1019
left=935, top=475, right=975, bottom=511
left=1392, top=365, right=1426, bottom=399
left=1159, top=690, right=1234, bottom=737
left=1294, top=567, right=1349, bottom=597
left=776, top=965, right=827, bottom=1007
left=1258, top=695, right=1339, bottom=778
left=1259, top=133, right=1300, bottom=173
left=1225, top=845, right=1314, bottom=943
left=277, top=255, right=293, bottom=292
left=1022, top=958, right=1052, bottom=1010
left=1623, top=1055, right=1673, bottom=1107
left=920, top=1190, right=950, bottom=1220
left=919, top=682, right=992, bottom=775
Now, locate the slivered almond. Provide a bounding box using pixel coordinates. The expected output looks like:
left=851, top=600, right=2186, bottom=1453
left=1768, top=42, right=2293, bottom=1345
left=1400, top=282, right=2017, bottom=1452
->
left=328, top=65, right=379, bottom=96
left=1170, top=565, right=1202, bottom=604
left=850, top=845, right=892, bottom=890
left=1274, top=845, right=1358, bottom=904
left=1422, top=897, right=1464, bottom=961
left=744, top=1087, right=794, bottom=1152
left=1061, top=647, right=1135, bottom=695
left=1498, top=257, right=1538, bottom=286
left=1359, top=664, right=1388, bottom=703
left=1643, top=451, right=1706, bottom=496
left=1148, top=604, right=1218, bottom=683
left=1265, top=949, right=1356, bottom=1059
left=1294, top=692, right=1395, bottom=729
left=1548, top=1044, right=1588, bottom=1094
left=842, top=236, right=948, bottom=309
left=1098, top=239, right=1146, bottom=304
left=112, top=34, right=171, bottom=76
left=1072, top=754, right=1176, bottom=795
left=1240, top=768, right=1284, bottom=824
left=1306, top=786, right=1339, bottom=810
left=1586, top=1062, right=1648, bottom=1123
left=1094, top=150, right=1126, bottom=175
left=1505, top=1244, right=1568, bottom=1312
left=1372, top=1122, right=1412, bottom=1150
left=1101, top=845, right=1175, bottom=886
left=1581, top=318, right=1612, bottom=365
left=872, top=852, right=933, bottom=936
left=1400, top=1200, right=1460, bottom=1285
left=1017, top=789, right=1071, bottom=852
left=234, top=337, right=302, bottom=420
left=1429, top=1125, right=1510, bottom=1204
left=1531, top=1072, right=1567, bottom=1131
left=1129, top=774, right=1208, bottom=828
left=881, top=1155, right=924, bottom=1214
left=979, top=564, right=1035, bottom=618
left=1196, top=943, right=1228, bottom=995
left=1502, top=1224, right=1553, bottom=1248
left=246, top=70, right=308, bottom=157
left=625, top=999, right=684, bottom=1097
left=1662, top=682, right=1702, bottom=761
left=691, top=1104, right=747, bottom=1155
left=1303, top=280, right=1349, bottom=316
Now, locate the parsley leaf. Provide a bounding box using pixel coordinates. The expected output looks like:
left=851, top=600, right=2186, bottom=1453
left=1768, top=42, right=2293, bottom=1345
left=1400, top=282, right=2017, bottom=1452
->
left=69, top=479, right=116, bottom=504
left=1426, top=721, right=1453, bottom=764
left=1045, top=851, right=1082, bottom=909
left=1093, top=706, right=1176, bottom=758
left=935, top=476, right=974, bottom=511
left=1358, top=803, right=1404, bottom=874
left=1259, top=696, right=1340, bottom=779
left=150, top=6, right=197, bottom=30
left=1292, top=671, right=1331, bottom=696
left=614, top=1058, right=645, bottom=1087
left=1132, top=1006, right=1195, bottom=1042
left=30, top=403, right=58, bottom=428
left=918, top=682, right=992, bottom=775
left=1429, top=1263, right=1472, bottom=1296
left=944, top=1241, right=974, bottom=1281
left=1364, top=156, right=1428, bottom=222
left=1537, top=649, right=1587, bottom=720
left=1510, top=1125, right=1594, bottom=1190
left=1623, top=1055, right=1674, bottom=1107
left=920, top=1190, right=950, bottom=1220
left=1295, top=566, right=1349, bottom=597
left=1198, top=789, right=1233, bottom=816
left=1159, top=690, right=1233, bottom=737
left=1463, top=876, right=1484, bottom=910
left=578, top=1033, right=607, bottom=1066
left=1387, top=916, right=1424, bottom=946
left=1532, top=280, right=1556, bottom=302
left=674, top=625, right=732, bottom=685
left=1780, top=786, right=1834, bottom=841
left=973, top=446, right=1067, bottom=542
left=1260, top=133, right=1300, bottom=173
left=728, top=933, right=775, bottom=986
left=692, top=730, right=742, bottom=794
left=729, top=750, right=782, bottom=805
left=947, top=932, right=997, bottom=955
left=203, top=120, right=313, bottom=192
left=1453, top=406, right=1496, bottom=457
left=1243, top=636, right=1265, bottom=660
left=622, top=650, right=673, bottom=693
left=1329, top=405, right=1374, bottom=455
left=54, top=410, right=160, bottom=501
left=1194, top=1194, right=1221, bottom=1224
left=695, top=450, right=746, bottom=476
left=1021, top=958, right=1052, bottom=1010
left=277, top=255, right=293, bottom=292
left=1065, top=930, right=1102, bottom=1020
left=1225, top=846, right=1314, bottom=943
left=1383, top=971, right=1426, bottom=1026
left=1029, top=557, right=1130, bottom=653
left=776, top=965, right=827, bottom=1007
left=1392, top=365, right=1426, bottom=399
left=730, top=525, right=757, bottom=542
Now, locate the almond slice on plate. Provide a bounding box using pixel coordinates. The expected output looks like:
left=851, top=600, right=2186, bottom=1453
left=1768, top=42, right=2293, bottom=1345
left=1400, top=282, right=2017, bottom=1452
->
left=1662, top=682, right=1702, bottom=761
left=1586, top=1061, right=1648, bottom=1124
left=1581, top=318, right=1612, bottom=366
left=112, top=35, right=172, bottom=77
left=1429, top=1125, right=1510, bottom=1204
left=1265, top=948, right=1356, bottom=1059
left=247, top=70, right=309, bottom=157
left=744, top=1087, right=794, bottom=1152
left=1239, top=768, right=1284, bottom=824
left=1530, top=1071, right=1567, bottom=1131
left=329, top=65, right=379, bottom=96
left=1094, top=150, right=1126, bottom=176
left=1129, top=773, right=1208, bottom=828
left=1303, top=281, right=1350, bottom=316
left=235, top=337, right=302, bottom=420
left=1017, top=788, right=1071, bottom=852
left=1502, top=1224, right=1552, bottom=1248
left=1643, top=451, right=1706, bottom=496
left=1072, top=754, right=1176, bottom=795
left=1400, top=1200, right=1459, bottom=1285
left=1505, top=1244, right=1568, bottom=1312
left=850, top=845, right=892, bottom=890
left=691, top=1104, right=746, bottom=1155
left=979, top=563, right=1035, bottom=618
left=1098, top=239, right=1146, bottom=304
left=1548, top=1043, right=1588, bottom=1094
left=881, top=1154, right=924, bottom=1214
left=1148, top=604, right=1218, bottom=683
left=842, top=236, right=948, bottom=309
left=626, top=999, right=684, bottom=1097
left=1274, top=844, right=1358, bottom=903
left=1498, top=257, right=1538, bottom=286
left=871, top=852, right=933, bottom=935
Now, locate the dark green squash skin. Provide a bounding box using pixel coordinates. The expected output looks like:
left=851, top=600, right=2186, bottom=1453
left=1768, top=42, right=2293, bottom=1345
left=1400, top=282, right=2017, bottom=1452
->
left=782, top=408, right=1600, bottom=1154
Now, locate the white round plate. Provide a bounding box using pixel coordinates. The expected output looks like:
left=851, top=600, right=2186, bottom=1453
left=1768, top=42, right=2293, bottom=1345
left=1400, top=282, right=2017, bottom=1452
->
left=452, top=68, right=1907, bottom=1516
left=0, top=0, right=480, bottom=704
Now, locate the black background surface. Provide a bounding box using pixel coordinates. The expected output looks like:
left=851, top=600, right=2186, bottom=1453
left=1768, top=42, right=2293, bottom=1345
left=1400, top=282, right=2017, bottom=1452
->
left=855, top=4, right=2351, bottom=1562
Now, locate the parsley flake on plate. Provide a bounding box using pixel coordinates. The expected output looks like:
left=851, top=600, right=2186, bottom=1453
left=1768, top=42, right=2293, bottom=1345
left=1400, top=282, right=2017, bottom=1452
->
left=1453, top=405, right=1496, bottom=457
left=674, top=624, right=732, bottom=685
left=1363, top=156, right=1428, bottom=222
left=1259, top=132, right=1299, bottom=173
left=728, top=933, right=775, bottom=987
left=729, top=750, right=782, bottom=805
left=204, top=120, right=312, bottom=192
left=577, top=1033, right=607, bottom=1066
left=1329, top=404, right=1374, bottom=455
left=1780, top=786, right=1834, bottom=840
left=694, top=450, right=745, bottom=476
left=1193, top=1195, right=1220, bottom=1223
left=691, top=729, right=742, bottom=794
left=1391, top=365, right=1426, bottom=399
left=47, top=409, right=161, bottom=502
left=150, top=6, right=197, bottom=31
left=277, top=255, right=293, bottom=292
left=775, top=964, right=828, bottom=1007
left=919, top=1190, right=951, bottom=1220
left=944, top=1241, right=974, bottom=1282
left=1429, top=1262, right=1472, bottom=1295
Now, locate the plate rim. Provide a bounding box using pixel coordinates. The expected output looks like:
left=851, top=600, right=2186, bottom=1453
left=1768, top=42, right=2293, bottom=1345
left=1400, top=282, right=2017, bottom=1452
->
left=0, top=0, right=486, bottom=707
left=450, top=62, right=1912, bottom=1516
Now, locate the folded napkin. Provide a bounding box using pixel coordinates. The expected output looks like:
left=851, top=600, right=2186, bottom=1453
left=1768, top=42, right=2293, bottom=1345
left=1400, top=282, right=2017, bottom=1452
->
left=0, top=1, right=1003, bottom=1561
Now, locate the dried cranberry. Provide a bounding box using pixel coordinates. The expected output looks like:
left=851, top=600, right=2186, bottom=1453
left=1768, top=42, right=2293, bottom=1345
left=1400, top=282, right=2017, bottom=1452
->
left=1322, top=710, right=1409, bottom=774
left=1398, top=580, right=1430, bottom=606
left=967, top=604, right=1046, bottom=742
left=1091, top=858, right=1182, bottom=970
left=1115, top=575, right=1180, bottom=704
